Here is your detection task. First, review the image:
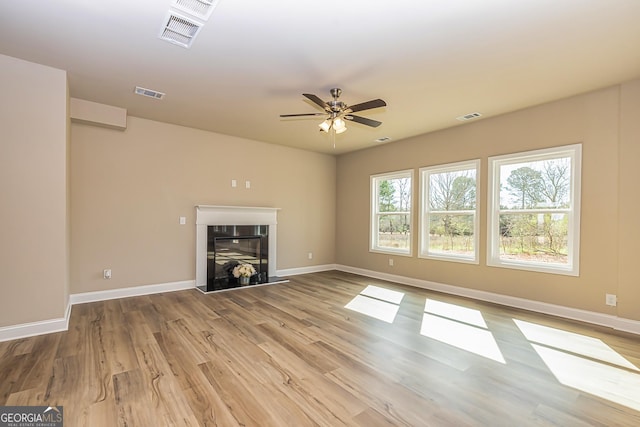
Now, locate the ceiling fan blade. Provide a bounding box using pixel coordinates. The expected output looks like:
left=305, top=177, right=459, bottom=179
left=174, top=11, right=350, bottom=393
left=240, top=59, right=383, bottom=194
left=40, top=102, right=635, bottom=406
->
left=303, top=93, right=330, bottom=110
left=280, top=113, right=327, bottom=117
left=344, top=115, right=382, bottom=128
left=347, top=99, right=387, bottom=113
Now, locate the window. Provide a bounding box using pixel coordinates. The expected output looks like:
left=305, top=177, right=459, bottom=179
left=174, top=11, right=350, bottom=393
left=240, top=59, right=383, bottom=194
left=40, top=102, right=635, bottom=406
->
left=420, top=160, right=480, bottom=263
left=488, top=144, right=581, bottom=275
left=370, top=170, right=413, bottom=255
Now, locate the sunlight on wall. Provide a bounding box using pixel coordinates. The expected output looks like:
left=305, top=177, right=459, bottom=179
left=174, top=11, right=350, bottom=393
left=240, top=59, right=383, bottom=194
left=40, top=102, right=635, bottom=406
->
left=420, top=299, right=505, bottom=364
left=344, top=285, right=405, bottom=323
left=515, top=319, right=640, bottom=411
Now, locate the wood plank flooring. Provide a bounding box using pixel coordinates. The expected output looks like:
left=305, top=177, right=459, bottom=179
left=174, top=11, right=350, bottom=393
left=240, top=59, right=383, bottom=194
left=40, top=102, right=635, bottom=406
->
left=1, top=271, right=640, bottom=426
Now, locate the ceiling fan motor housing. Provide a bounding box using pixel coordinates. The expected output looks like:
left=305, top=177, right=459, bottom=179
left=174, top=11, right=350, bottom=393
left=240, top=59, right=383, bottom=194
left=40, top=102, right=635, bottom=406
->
left=329, top=101, right=346, bottom=113
left=329, top=88, right=346, bottom=113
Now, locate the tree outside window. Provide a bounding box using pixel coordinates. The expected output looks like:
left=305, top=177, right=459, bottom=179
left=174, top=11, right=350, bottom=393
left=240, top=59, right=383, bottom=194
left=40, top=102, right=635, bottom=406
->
left=488, top=145, right=581, bottom=275
left=420, top=160, right=479, bottom=263
left=371, top=170, right=413, bottom=255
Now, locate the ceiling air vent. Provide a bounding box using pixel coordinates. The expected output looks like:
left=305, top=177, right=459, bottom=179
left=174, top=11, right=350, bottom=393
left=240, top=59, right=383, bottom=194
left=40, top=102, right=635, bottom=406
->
left=375, top=136, right=392, bottom=143
left=171, top=0, right=218, bottom=21
left=456, top=112, right=482, bottom=121
left=159, top=13, right=202, bottom=48
left=134, top=86, right=165, bottom=100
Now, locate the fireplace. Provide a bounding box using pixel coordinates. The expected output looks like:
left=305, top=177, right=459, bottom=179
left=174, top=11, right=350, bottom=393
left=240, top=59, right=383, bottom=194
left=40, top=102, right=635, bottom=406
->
left=208, top=225, right=268, bottom=290
left=195, top=206, right=280, bottom=292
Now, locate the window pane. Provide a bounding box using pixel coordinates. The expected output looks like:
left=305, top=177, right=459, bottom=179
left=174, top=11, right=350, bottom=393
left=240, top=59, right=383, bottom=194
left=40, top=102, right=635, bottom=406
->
left=428, top=213, right=475, bottom=257
left=378, top=178, right=411, bottom=212
left=419, top=160, right=479, bottom=263
left=488, top=144, right=580, bottom=275
left=500, top=157, right=571, bottom=210
left=429, top=169, right=476, bottom=210
left=499, top=212, right=569, bottom=265
left=377, top=214, right=410, bottom=250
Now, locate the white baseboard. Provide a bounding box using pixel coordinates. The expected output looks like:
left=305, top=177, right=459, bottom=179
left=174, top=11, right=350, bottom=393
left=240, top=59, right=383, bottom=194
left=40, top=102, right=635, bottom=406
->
left=0, top=280, right=195, bottom=342
left=0, top=314, right=69, bottom=343
left=336, top=264, right=640, bottom=336
left=277, top=264, right=337, bottom=277
left=69, top=280, right=194, bottom=305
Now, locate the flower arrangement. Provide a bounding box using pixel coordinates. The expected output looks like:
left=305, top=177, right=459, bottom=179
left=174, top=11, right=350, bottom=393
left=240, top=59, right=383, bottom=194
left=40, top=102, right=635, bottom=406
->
left=232, top=263, right=256, bottom=278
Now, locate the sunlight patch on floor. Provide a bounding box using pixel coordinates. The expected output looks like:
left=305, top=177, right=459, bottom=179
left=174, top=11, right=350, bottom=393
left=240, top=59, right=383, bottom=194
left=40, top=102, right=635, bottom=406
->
left=344, top=285, right=405, bottom=323
left=424, top=299, right=487, bottom=328
left=532, top=344, right=640, bottom=411
left=514, top=319, right=639, bottom=371
left=421, top=299, right=505, bottom=364
left=515, top=319, right=640, bottom=411
left=360, top=285, right=405, bottom=304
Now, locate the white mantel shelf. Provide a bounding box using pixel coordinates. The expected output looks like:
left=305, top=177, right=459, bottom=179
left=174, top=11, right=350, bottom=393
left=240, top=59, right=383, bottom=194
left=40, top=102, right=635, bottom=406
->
left=195, top=205, right=280, bottom=226
left=195, top=205, right=280, bottom=289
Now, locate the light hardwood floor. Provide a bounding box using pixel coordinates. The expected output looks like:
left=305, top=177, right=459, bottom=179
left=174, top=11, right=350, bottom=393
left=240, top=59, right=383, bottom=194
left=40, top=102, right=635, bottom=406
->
left=1, top=271, right=640, bottom=426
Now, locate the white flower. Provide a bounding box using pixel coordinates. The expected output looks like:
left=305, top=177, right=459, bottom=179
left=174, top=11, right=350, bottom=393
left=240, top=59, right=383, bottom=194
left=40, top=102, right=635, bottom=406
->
left=232, top=263, right=256, bottom=278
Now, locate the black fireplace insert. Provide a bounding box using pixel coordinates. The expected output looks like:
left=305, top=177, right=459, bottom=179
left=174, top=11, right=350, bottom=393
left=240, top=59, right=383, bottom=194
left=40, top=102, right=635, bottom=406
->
left=201, top=225, right=269, bottom=292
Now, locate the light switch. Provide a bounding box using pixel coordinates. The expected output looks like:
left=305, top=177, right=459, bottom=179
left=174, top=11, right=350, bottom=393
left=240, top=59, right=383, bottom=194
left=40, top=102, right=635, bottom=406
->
left=231, top=179, right=237, bottom=188
left=179, top=216, right=186, bottom=225
left=245, top=180, right=251, bottom=189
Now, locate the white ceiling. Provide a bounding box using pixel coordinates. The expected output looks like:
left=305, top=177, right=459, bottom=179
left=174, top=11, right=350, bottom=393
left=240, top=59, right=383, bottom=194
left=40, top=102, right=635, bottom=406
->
left=1, top=0, right=639, bottom=154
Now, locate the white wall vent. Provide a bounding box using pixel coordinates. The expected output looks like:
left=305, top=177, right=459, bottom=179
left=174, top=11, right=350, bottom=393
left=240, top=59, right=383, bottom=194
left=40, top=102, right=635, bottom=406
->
left=134, top=86, right=165, bottom=100
left=159, top=13, right=202, bottom=48
left=456, top=112, right=483, bottom=121
left=172, top=0, right=218, bottom=21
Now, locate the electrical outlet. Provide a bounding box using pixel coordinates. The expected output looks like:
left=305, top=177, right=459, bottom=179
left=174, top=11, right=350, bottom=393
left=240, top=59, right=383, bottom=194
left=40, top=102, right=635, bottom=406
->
left=308, top=252, right=313, bottom=260
left=103, top=269, right=112, bottom=279
left=389, top=258, right=394, bottom=267
left=605, top=293, right=617, bottom=306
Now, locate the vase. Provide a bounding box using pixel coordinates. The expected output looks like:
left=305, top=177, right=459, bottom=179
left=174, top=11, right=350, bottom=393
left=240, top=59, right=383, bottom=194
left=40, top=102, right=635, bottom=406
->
left=239, top=276, right=250, bottom=285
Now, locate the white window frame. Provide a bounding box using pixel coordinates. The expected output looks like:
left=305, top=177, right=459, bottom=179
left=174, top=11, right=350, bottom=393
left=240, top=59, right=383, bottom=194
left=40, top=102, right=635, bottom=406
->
left=419, top=159, right=480, bottom=264
left=487, top=144, right=581, bottom=276
left=370, top=169, right=413, bottom=256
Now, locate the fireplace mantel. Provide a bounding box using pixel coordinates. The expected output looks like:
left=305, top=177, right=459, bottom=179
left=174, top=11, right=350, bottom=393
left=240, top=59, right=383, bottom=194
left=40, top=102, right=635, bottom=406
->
left=195, top=205, right=279, bottom=226
left=195, top=205, right=280, bottom=291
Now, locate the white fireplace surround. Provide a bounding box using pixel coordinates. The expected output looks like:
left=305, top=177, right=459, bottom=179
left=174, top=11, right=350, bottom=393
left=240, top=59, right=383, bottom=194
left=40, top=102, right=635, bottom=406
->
left=195, top=205, right=279, bottom=289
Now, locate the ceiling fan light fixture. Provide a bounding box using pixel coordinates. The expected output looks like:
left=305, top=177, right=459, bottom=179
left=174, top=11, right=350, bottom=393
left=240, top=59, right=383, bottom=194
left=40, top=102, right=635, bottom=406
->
left=319, top=120, right=331, bottom=132
left=334, top=119, right=347, bottom=133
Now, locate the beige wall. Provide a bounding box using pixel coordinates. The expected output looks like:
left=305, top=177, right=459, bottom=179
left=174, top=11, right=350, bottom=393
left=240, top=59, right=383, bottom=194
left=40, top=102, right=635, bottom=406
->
left=336, top=82, right=640, bottom=321
left=618, top=79, right=640, bottom=321
left=0, top=54, right=69, bottom=327
left=70, top=117, right=336, bottom=293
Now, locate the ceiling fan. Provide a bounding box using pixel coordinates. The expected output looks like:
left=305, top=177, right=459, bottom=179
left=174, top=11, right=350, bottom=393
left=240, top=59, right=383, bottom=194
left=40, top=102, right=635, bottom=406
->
left=280, top=88, right=387, bottom=134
